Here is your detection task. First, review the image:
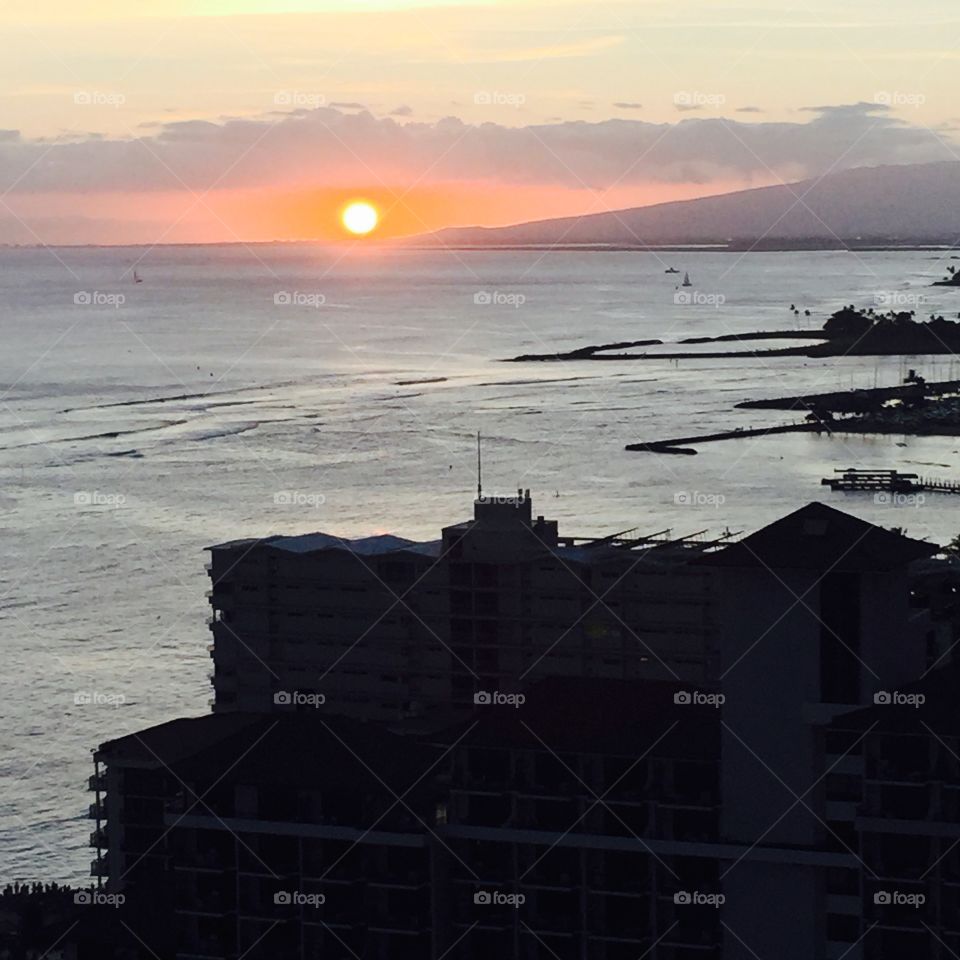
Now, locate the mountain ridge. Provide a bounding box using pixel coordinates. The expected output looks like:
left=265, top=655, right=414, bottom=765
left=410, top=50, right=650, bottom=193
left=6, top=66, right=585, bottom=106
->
left=409, top=162, right=960, bottom=247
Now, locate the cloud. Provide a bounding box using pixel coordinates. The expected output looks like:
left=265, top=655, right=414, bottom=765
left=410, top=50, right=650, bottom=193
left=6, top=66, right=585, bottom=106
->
left=736, top=106, right=762, bottom=114
left=613, top=102, right=643, bottom=110
left=800, top=101, right=884, bottom=115
left=0, top=102, right=954, bottom=200
left=390, top=105, right=413, bottom=117
left=675, top=104, right=703, bottom=113
left=0, top=129, right=20, bottom=142
left=329, top=101, right=366, bottom=110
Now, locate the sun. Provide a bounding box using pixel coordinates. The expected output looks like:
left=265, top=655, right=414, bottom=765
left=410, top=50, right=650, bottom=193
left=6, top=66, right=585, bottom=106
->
left=341, top=201, right=379, bottom=236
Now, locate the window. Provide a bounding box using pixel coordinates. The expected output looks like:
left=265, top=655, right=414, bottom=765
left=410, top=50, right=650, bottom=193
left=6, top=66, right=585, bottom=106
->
left=820, top=572, right=861, bottom=705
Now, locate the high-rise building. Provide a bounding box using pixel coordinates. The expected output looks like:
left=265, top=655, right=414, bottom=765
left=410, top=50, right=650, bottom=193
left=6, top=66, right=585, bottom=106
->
left=206, top=493, right=721, bottom=719
left=90, top=500, right=957, bottom=959
left=703, top=502, right=936, bottom=959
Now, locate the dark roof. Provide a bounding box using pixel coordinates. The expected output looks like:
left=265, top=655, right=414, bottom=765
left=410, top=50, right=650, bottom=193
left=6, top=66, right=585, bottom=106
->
left=699, top=502, right=936, bottom=572
left=96, top=712, right=260, bottom=765
left=182, top=714, right=439, bottom=795
left=829, top=667, right=960, bottom=736
left=209, top=532, right=441, bottom=558
left=431, top=677, right=720, bottom=761
left=98, top=712, right=440, bottom=796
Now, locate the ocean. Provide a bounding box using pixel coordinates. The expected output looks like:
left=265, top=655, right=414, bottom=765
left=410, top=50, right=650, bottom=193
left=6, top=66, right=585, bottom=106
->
left=2, top=243, right=959, bottom=883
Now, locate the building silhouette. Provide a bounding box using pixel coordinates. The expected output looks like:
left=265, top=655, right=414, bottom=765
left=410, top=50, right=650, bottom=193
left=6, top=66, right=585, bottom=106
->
left=206, top=492, right=721, bottom=719
left=87, top=497, right=960, bottom=959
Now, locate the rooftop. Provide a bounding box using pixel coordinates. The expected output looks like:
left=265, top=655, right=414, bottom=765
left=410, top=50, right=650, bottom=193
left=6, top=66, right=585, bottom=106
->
left=209, top=532, right=442, bottom=558
left=95, top=712, right=259, bottom=766
left=699, top=501, right=936, bottom=572
left=269, top=532, right=442, bottom=557
left=98, top=712, right=440, bottom=794
left=208, top=500, right=934, bottom=573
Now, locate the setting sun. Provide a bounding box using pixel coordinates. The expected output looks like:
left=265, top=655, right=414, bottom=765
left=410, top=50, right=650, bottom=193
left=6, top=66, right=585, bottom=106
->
left=342, top=201, right=379, bottom=236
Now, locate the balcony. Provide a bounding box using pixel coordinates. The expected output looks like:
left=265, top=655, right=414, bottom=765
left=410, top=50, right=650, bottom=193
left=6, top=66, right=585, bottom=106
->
left=827, top=942, right=862, bottom=960
left=367, top=877, right=429, bottom=892
left=175, top=893, right=231, bottom=917
left=175, top=937, right=229, bottom=960
left=173, top=859, right=228, bottom=875
left=88, top=772, right=107, bottom=792
left=863, top=784, right=931, bottom=821
left=660, top=931, right=722, bottom=953
left=89, top=827, right=108, bottom=848
left=90, top=858, right=109, bottom=878
left=524, top=870, right=577, bottom=892
left=88, top=799, right=107, bottom=820
left=826, top=754, right=864, bottom=776
left=588, top=874, right=650, bottom=897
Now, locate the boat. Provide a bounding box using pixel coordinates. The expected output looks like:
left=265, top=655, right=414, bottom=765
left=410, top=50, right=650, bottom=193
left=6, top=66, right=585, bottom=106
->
left=681, top=272, right=692, bottom=287
left=133, top=270, right=143, bottom=284
left=664, top=267, right=679, bottom=274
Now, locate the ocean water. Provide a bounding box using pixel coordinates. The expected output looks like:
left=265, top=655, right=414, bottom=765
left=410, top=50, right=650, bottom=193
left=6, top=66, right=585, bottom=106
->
left=2, top=243, right=959, bottom=884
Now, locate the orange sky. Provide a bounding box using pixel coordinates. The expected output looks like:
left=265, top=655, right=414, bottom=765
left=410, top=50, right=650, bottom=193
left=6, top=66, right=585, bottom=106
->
left=4, top=180, right=759, bottom=245
left=251, top=181, right=759, bottom=241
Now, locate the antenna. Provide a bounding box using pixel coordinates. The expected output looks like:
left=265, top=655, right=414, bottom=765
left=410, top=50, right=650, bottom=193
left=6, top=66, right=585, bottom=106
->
left=476, top=431, right=483, bottom=500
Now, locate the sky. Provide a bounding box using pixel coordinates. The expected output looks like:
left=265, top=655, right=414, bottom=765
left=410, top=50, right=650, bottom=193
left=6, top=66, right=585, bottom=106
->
left=2, top=0, right=959, bottom=244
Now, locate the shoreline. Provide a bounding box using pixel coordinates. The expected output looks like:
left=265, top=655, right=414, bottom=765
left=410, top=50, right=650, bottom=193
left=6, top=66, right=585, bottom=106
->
left=628, top=377, right=960, bottom=453
left=507, top=320, right=960, bottom=363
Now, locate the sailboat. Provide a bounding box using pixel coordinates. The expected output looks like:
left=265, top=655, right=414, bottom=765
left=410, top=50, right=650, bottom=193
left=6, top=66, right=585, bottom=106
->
left=681, top=272, right=692, bottom=287
left=664, top=267, right=679, bottom=274
left=133, top=270, right=143, bottom=284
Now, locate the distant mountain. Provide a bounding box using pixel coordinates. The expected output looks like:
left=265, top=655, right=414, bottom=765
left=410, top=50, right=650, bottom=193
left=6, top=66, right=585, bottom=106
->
left=413, top=162, right=960, bottom=248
